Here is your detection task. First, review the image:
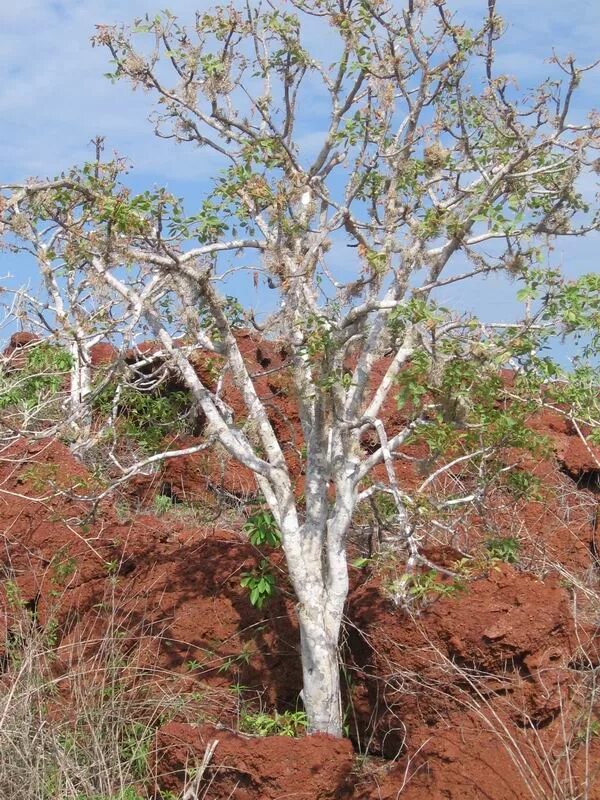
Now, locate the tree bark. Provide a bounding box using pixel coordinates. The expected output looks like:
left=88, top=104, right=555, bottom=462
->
left=69, top=339, right=92, bottom=442
left=297, top=594, right=345, bottom=737
left=281, top=475, right=352, bottom=737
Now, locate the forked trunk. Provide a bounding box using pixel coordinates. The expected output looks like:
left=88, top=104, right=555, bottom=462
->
left=267, top=459, right=352, bottom=736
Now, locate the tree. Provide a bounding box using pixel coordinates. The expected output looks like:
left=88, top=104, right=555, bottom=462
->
left=1, top=0, right=599, bottom=736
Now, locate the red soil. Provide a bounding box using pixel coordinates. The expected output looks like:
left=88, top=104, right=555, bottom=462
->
left=0, top=337, right=599, bottom=799
left=155, top=722, right=355, bottom=800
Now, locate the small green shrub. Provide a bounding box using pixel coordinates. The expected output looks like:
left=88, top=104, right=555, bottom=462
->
left=51, top=548, right=78, bottom=584
left=4, top=579, right=25, bottom=609
left=22, top=463, right=59, bottom=491
left=239, top=709, right=308, bottom=737
left=386, top=569, right=465, bottom=604
left=485, top=536, right=520, bottom=564
left=372, top=492, right=397, bottom=522
left=153, top=494, right=173, bottom=515
left=406, top=570, right=464, bottom=601
left=119, top=722, right=153, bottom=782
left=114, top=500, right=132, bottom=523
left=218, top=643, right=254, bottom=674
left=587, top=719, right=600, bottom=738
left=575, top=718, right=600, bottom=743
left=0, top=343, right=73, bottom=411
left=243, top=508, right=281, bottom=547
left=104, top=559, right=120, bottom=577
left=240, top=559, right=277, bottom=608
left=93, top=384, right=190, bottom=451
left=44, top=617, right=60, bottom=649
left=505, top=469, right=542, bottom=500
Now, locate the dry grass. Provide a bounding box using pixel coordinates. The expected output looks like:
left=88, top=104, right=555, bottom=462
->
left=0, top=583, right=225, bottom=800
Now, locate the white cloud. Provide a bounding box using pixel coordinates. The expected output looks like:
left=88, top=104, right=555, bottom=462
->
left=1, top=0, right=597, bottom=301
left=2, top=0, right=597, bottom=184
left=0, top=0, right=216, bottom=182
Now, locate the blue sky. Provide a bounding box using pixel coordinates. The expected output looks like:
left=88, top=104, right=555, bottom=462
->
left=0, top=0, right=598, bottom=356
left=2, top=0, right=598, bottom=184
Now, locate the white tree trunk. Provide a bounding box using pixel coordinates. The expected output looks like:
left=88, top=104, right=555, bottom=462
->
left=279, top=472, right=352, bottom=737
left=279, top=527, right=346, bottom=736
left=298, top=596, right=344, bottom=736
left=70, top=339, right=92, bottom=438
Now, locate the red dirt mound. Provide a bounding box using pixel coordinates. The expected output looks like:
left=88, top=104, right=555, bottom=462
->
left=155, top=722, right=355, bottom=800
left=1, top=342, right=599, bottom=798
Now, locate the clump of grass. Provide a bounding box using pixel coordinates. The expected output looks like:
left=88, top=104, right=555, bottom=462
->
left=0, top=586, right=203, bottom=800
left=239, top=709, right=308, bottom=737
left=484, top=536, right=521, bottom=564
left=153, top=493, right=173, bottom=516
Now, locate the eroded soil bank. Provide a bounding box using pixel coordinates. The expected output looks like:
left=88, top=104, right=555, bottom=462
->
left=1, top=335, right=599, bottom=798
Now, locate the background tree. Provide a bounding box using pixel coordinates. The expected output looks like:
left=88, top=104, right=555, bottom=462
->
left=1, top=0, right=599, bottom=736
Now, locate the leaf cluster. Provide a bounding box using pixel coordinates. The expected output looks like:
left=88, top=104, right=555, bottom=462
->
left=93, top=384, right=190, bottom=452
left=240, top=559, right=277, bottom=609
left=239, top=709, right=308, bottom=737
left=244, top=508, right=282, bottom=548
left=0, top=343, right=72, bottom=411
